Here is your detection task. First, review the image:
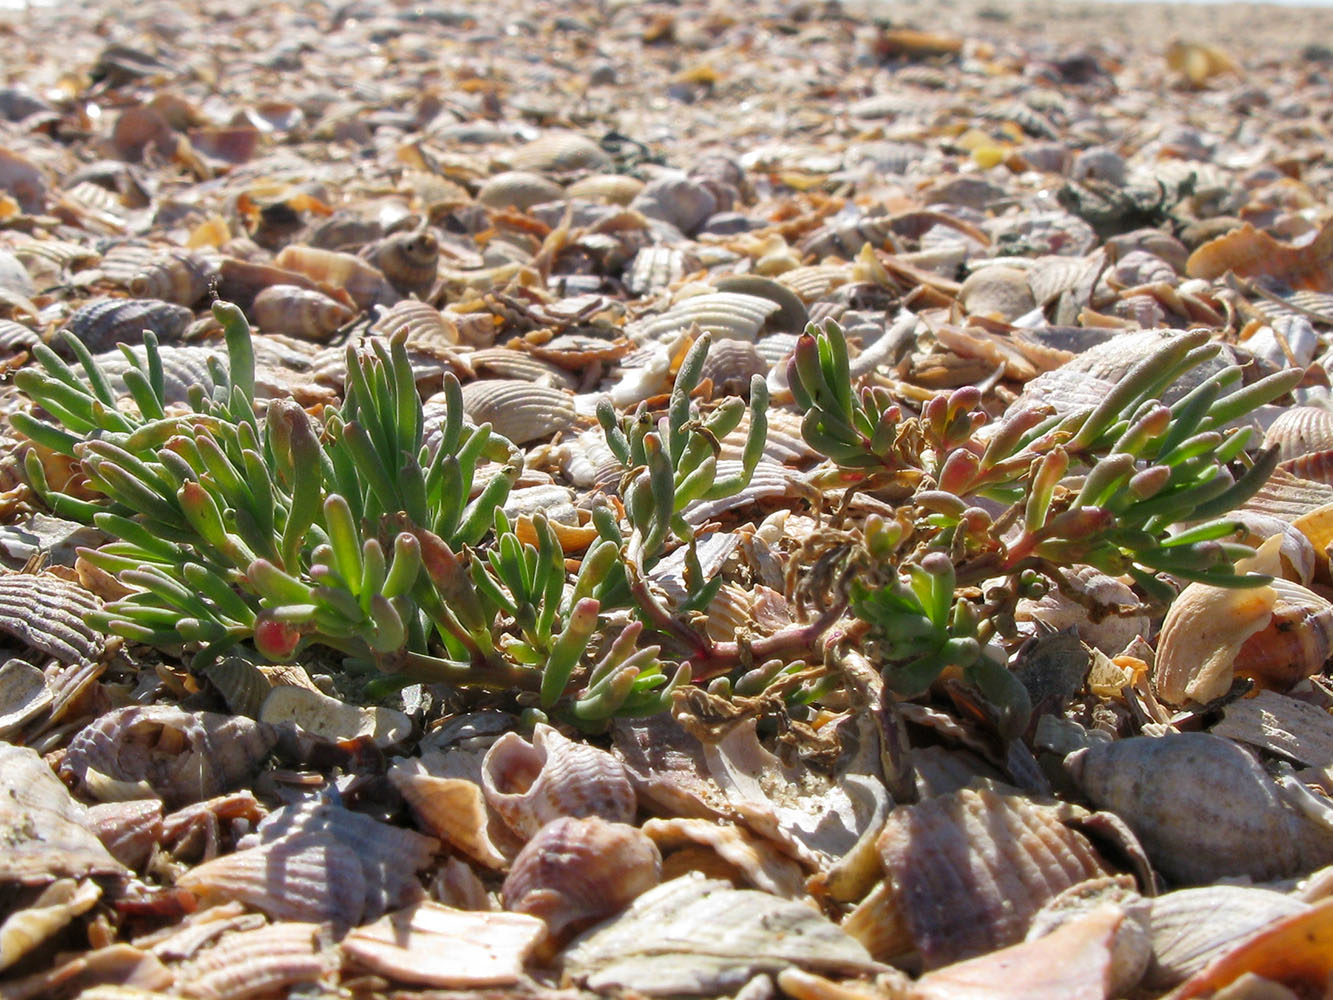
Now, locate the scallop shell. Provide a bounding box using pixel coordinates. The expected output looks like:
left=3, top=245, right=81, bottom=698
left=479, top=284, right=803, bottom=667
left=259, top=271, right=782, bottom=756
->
left=58, top=298, right=194, bottom=355
left=502, top=816, right=661, bottom=946
left=469, top=349, right=578, bottom=390
left=874, top=785, right=1111, bottom=969
left=713, top=275, right=809, bottom=334
left=624, top=246, right=697, bottom=296
left=273, top=245, right=397, bottom=311
left=174, top=922, right=337, bottom=1000
left=1264, top=406, right=1333, bottom=463
left=0, top=741, right=127, bottom=883
left=777, top=264, right=853, bottom=302
left=369, top=299, right=458, bottom=346
left=241, top=800, right=438, bottom=921
left=476, top=170, right=564, bottom=211
left=1153, top=576, right=1333, bottom=705
left=625, top=291, right=782, bottom=344
left=0, top=572, right=106, bottom=664
left=361, top=229, right=439, bottom=300
left=481, top=723, right=636, bottom=841
left=459, top=379, right=578, bottom=444
left=1143, top=885, right=1308, bottom=990
left=1066, top=732, right=1333, bottom=883
left=60, top=706, right=278, bottom=808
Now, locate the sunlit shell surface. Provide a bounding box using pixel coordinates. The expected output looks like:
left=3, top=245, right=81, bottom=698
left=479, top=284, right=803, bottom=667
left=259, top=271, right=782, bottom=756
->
left=481, top=723, right=636, bottom=840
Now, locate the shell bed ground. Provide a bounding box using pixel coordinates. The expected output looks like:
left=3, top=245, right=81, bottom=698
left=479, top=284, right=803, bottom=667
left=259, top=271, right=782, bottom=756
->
left=8, top=0, right=1333, bottom=999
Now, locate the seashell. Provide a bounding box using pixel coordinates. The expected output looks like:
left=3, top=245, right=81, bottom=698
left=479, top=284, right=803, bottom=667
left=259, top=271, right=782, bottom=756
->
left=0, top=878, right=104, bottom=973
left=369, top=299, right=458, bottom=346
left=459, top=379, right=578, bottom=444
left=1212, top=688, right=1333, bottom=770
left=389, top=764, right=511, bottom=869
left=340, top=901, right=545, bottom=989
left=625, top=291, right=781, bottom=344
left=510, top=131, right=612, bottom=174
left=1187, top=219, right=1333, bottom=292
left=563, top=874, right=880, bottom=994
left=713, top=275, right=809, bottom=334
left=624, top=245, right=698, bottom=296
left=58, top=298, right=194, bottom=356
left=173, top=921, right=337, bottom=1000
left=0, top=572, right=106, bottom=664
left=874, top=785, right=1110, bottom=968
left=85, top=799, right=164, bottom=870
left=1066, top=732, right=1333, bottom=883
left=0, top=658, right=53, bottom=740
left=901, top=902, right=1146, bottom=1000
left=469, top=348, right=578, bottom=390
left=128, top=249, right=217, bottom=306
left=1143, top=885, right=1308, bottom=989
left=273, top=245, right=397, bottom=311
left=1153, top=573, right=1333, bottom=705
left=1165, top=39, right=1239, bottom=86
left=777, top=264, right=853, bottom=302
left=251, top=284, right=354, bottom=340
left=699, top=338, right=768, bottom=396
left=503, top=816, right=662, bottom=947
left=1165, top=896, right=1333, bottom=1000
left=361, top=229, right=439, bottom=300
left=0, top=741, right=127, bottom=883
left=629, top=172, right=717, bottom=236
left=61, top=706, right=278, bottom=808
left=200, top=657, right=273, bottom=719
left=566, top=173, right=645, bottom=205
left=481, top=723, right=636, bottom=841
left=643, top=817, right=804, bottom=898
left=476, top=171, right=564, bottom=211
left=259, top=684, right=411, bottom=748
left=216, top=257, right=345, bottom=314
left=798, top=216, right=898, bottom=259
left=242, top=800, right=438, bottom=921
left=1015, top=564, right=1151, bottom=655
left=1263, top=406, right=1333, bottom=463
left=959, top=265, right=1036, bottom=320
left=0, top=148, right=48, bottom=214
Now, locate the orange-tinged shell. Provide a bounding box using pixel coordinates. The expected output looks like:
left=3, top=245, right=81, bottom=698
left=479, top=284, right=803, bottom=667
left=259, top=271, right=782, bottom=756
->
left=481, top=723, right=636, bottom=841
left=251, top=284, right=353, bottom=340
left=273, top=245, right=398, bottom=310
left=874, top=785, right=1110, bottom=969
left=1164, top=40, right=1239, bottom=86
left=1279, top=448, right=1333, bottom=486
left=502, top=816, right=661, bottom=947
left=1153, top=576, right=1333, bottom=705
left=1186, top=219, right=1333, bottom=292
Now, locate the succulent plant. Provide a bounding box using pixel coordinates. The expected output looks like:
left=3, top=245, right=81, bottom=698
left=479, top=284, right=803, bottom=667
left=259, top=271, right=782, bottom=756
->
left=787, top=319, right=1299, bottom=726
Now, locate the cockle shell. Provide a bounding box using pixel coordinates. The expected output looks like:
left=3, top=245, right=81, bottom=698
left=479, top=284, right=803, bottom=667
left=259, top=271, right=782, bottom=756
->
left=1153, top=575, right=1333, bottom=705
left=459, top=379, right=578, bottom=444
left=85, top=799, right=164, bottom=870
left=1066, top=732, right=1333, bottom=883
left=872, top=785, right=1111, bottom=969
left=58, top=297, right=194, bottom=355
left=369, top=298, right=458, bottom=346
left=173, top=921, right=337, bottom=1000
left=61, top=706, right=278, bottom=808
left=502, top=816, right=662, bottom=946
left=1264, top=406, right=1333, bottom=463
left=481, top=723, right=636, bottom=840
left=625, top=291, right=781, bottom=344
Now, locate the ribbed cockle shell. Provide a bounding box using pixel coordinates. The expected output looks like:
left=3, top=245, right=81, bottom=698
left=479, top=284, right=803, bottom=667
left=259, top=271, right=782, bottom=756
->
left=481, top=723, right=636, bottom=841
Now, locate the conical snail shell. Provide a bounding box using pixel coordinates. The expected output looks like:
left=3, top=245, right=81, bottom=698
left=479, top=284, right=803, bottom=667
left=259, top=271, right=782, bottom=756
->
left=481, top=723, right=636, bottom=841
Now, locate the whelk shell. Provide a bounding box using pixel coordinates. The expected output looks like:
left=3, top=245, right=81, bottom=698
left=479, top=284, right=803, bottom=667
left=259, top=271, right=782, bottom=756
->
left=250, top=284, right=353, bottom=341
left=60, top=705, right=278, bottom=808
left=1066, top=732, right=1333, bottom=883
left=481, top=722, right=636, bottom=840
left=502, top=816, right=662, bottom=947
left=361, top=229, right=439, bottom=300
left=273, top=244, right=397, bottom=311
left=58, top=297, right=194, bottom=355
